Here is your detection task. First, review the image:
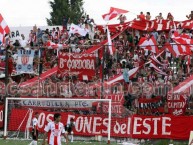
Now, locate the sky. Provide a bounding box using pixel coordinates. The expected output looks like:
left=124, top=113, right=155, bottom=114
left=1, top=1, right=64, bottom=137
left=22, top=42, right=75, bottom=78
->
left=0, top=0, right=193, bottom=27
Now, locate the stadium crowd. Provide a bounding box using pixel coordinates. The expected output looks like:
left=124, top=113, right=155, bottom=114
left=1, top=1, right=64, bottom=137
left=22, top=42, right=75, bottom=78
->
left=0, top=11, right=193, bottom=116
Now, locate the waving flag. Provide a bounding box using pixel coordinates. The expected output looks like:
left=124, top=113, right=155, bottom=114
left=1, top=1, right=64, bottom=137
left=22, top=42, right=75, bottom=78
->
left=165, top=43, right=181, bottom=57
left=84, top=25, right=129, bottom=54
left=19, top=67, right=58, bottom=87
left=102, top=7, right=129, bottom=21
left=173, top=34, right=193, bottom=46
left=165, top=43, right=192, bottom=57
left=107, top=26, right=114, bottom=55
left=150, top=55, right=167, bottom=66
left=46, top=41, right=68, bottom=49
left=0, top=14, right=10, bottom=43
left=172, top=31, right=193, bottom=54
left=149, top=63, right=167, bottom=75
left=138, top=36, right=158, bottom=54
left=106, top=67, right=139, bottom=85
left=69, top=23, right=89, bottom=36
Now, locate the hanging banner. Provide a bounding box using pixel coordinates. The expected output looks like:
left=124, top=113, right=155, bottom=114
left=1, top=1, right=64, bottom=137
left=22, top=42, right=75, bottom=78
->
left=16, top=50, right=34, bottom=74
left=167, top=94, right=188, bottom=116
left=0, top=105, right=3, bottom=128
left=58, top=53, right=96, bottom=80
left=138, top=97, right=164, bottom=114
left=97, top=19, right=193, bottom=32
left=19, top=99, right=94, bottom=109
left=95, top=102, right=125, bottom=114
left=8, top=109, right=193, bottom=139
left=102, top=94, right=125, bottom=103
left=96, top=94, right=125, bottom=114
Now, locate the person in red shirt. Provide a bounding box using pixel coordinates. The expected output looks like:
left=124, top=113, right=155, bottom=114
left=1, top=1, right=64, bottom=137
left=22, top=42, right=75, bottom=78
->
left=138, top=12, right=145, bottom=20
left=8, top=53, right=13, bottom=76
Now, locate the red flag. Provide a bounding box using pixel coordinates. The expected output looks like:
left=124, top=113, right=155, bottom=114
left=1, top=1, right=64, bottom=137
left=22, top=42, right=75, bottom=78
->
left=102, top=7, right=129, bottom=21
left=0, top=14, right=10, bottom=43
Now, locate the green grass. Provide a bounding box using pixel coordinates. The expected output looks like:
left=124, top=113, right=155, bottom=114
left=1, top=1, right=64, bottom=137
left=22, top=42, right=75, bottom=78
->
left=0, top=139, right=118, bottom=145
left=0, top=139, right=189, bottom=145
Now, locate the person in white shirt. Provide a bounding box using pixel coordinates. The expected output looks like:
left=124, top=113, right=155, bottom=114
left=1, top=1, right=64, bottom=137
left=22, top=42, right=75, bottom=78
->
left=29, top=112, right=39, bottom=145
left=42, top=113, right=68, bottom=145
left=74, top=47, right=81, bottom=53
left=133, top=51, right=139, bottom=61
left=65, top=118, right=75, bottom=142
left=19, top=34, right=28, bottom=48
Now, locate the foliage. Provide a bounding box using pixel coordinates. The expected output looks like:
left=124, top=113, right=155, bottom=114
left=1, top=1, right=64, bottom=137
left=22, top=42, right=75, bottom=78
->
left=47, top=0, right=85, bottom=26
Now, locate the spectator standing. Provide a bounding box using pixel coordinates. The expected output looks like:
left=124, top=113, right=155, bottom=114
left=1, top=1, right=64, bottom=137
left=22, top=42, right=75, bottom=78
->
left=151, top=29, right=159, bottom=40
left=138, top=12, right=145, bottom=20
left=42, top=31, right=49, bottom=44
left=146, top=12, right=151, bottom=20
left=118, top=14, right=127, bottom=24
left=186, top=11, right=193, bottom=20
left=155, top=13, right=164, bottom=20
left=167, top=12, right=174, bottom=21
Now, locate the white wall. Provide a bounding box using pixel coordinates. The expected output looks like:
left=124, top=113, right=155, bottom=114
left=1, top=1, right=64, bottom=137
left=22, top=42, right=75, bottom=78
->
left=9, top=25, right=63, bottom=42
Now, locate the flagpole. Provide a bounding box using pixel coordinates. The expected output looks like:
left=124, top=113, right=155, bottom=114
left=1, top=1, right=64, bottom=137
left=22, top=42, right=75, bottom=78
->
left=100, top=22, right=109, bottom=111
left=37, top=48, right=41, bottom=98
left=171, top=44, right=174, bottom=75
left=69, top=45, right=71, bottom=97
left=3, top=45, right=10, bottom=138
left=132, top=28, right=135, bottom=47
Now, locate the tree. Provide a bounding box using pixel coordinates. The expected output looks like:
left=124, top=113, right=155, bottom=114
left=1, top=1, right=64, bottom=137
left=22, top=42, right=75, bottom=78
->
left=47, top=0, right=85, bottom=26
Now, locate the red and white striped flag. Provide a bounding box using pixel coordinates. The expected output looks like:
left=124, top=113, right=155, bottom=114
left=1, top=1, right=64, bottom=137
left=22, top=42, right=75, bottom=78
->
left=150, top=55, right=167, bottom=66
left=149, top=63, right=167, bottom=75
left=165, top=43, right=192, bottom=57
left=0, top=14, right=10, bottom=44
left=102, top=7, right=129, bottom=21
left=138, top=36, right=158, bottom=54
left=106, top=67, right=139, bottom=85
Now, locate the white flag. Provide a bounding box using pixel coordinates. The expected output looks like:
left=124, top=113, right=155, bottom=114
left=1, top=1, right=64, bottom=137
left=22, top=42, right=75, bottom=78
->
left=107, top=26, right=113, bottom=55
left=69, top=23, right=89, bottom=36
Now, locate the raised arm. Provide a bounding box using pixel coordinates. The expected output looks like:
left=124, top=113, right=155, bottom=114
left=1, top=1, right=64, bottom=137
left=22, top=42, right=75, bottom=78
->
left=186, top=14, right=190, bottom=19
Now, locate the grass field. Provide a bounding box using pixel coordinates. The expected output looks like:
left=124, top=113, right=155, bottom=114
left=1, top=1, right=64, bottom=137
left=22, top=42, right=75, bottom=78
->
left=0, top=138, right=189, bottom=145
left=0, top=139, right=118, bottom=145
